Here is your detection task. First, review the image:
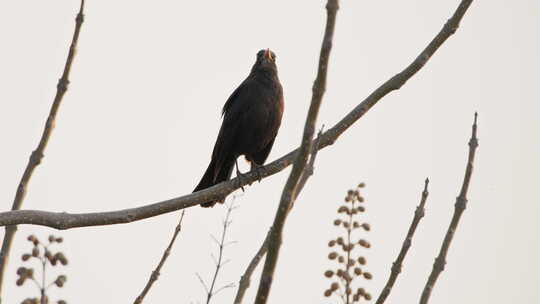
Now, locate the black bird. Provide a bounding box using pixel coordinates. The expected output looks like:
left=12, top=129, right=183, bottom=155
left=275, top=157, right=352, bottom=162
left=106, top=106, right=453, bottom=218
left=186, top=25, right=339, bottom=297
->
left=194, top=49, right=284, bottom=207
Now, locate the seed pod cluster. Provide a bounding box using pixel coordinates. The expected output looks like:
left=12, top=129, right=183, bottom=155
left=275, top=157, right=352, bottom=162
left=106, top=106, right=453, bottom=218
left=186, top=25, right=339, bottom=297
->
left=324, top=183, right=373, bottom=302
left=17, top=234, right=69, bottom=304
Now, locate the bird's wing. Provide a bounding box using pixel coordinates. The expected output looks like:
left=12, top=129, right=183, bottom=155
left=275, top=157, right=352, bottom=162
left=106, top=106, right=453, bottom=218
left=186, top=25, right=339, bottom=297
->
left=211, top=80, right=252, bottom=173
left=222, top=78, right=251, bottom=116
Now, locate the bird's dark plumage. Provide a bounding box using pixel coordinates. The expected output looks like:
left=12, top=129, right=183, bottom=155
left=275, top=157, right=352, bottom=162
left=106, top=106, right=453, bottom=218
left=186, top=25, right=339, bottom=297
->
left=194, top=49, right=284, bottom=207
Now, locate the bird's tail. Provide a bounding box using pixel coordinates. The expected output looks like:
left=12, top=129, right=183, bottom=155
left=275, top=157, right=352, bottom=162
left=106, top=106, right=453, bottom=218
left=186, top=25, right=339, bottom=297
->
left=193, top=157, right=235, bottom=208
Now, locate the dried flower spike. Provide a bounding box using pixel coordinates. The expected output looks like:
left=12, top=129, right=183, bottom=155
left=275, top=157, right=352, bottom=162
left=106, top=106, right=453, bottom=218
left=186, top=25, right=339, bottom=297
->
left=16, top=234, right=69, bottom=303
left=323, top=183, right=372, bottom=303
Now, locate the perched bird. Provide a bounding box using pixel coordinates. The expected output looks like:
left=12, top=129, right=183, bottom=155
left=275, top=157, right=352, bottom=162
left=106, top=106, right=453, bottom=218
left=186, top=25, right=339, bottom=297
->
left=194, top=49, right=284, bottom=207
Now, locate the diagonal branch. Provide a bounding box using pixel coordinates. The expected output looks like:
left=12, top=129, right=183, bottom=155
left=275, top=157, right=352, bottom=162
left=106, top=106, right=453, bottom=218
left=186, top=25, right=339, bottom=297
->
left=133, top=211, right=185, bottom=304
left=376, top=178, right=430, bottom=304
left=419, top=113, right=479, bottom=304
left=233, top=130, right=323, bottom=304
left=0, top=0, right=474, bottom=230
left=233, top=232, right=268, bottom=304
left=0, top=1, right=85, bottom=301
left=253, top=1, right=340, bottom=302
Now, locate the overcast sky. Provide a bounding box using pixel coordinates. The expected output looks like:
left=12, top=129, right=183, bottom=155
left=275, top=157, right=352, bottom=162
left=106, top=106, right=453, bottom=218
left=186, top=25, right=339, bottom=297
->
left=1, top=0, right=539, bottom=303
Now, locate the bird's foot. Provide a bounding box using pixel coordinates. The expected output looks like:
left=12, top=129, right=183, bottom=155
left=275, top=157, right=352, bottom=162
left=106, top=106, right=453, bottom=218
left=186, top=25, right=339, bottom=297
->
left=251, top=163, right=265, bottom=184
left=236, top=169, right=247, bottom=192
left=235, top=159, right=247, bottom=192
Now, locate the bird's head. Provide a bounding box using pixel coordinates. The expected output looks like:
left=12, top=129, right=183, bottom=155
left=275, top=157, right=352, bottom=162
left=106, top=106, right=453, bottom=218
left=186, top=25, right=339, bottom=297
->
left=252, top=49, right=278, bottom=74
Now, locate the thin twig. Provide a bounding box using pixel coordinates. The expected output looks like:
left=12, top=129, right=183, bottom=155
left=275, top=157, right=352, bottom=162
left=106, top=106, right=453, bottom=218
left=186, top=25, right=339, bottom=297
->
left=195, top=202, right=236, bottom=303
left=213, top=282, right=235, bottom=296
left=419, top=113, right=479, bottom=304
left=0, top=0, right=475, bottom=230
left=254, top=2, right=340, bottom=303
left=196, top=273, right=210, bottom=295
left=233, top=130, right=323, bottom=304
left=343, top=197, right=357, bottom=304
left=376, top=179, right=430, bottom=304
left=133, top=211, right=185, bottom=304
left=205, top=203, right=235, bottom=304
left=40, top=256, right=46, bottom=304
left=0, top=1, right=85, bottom=301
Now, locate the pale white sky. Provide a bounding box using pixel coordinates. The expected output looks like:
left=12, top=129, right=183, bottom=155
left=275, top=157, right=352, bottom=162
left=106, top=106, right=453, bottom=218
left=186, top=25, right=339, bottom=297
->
left=1, top=0, right=539, bottom=303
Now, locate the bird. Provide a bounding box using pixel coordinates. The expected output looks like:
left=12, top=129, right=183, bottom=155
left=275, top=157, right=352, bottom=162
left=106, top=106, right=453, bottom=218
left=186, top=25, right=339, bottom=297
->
left=194, top=49, right=284, bottom=207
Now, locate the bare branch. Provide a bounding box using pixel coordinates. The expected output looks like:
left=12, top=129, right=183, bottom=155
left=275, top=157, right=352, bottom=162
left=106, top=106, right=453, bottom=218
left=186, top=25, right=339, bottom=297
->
left=253, top=1, right=340, bottom=302
left=233, top=232, right=267, bottom=304
left=213, top=282, right=235, bottom=297
left=133, top=211, right=185, bottom=304
left=419, top=113, right=479, bottom=304
left=293, top=128, right=324, bottom=203
left=233, top=130, right=324, bottom=304
left=200, top=201, right=236, bottom=304
left=196, top=273, right=210, bottom=295
left=0, top=1, right=85, bottom=300
left=0, top=0, right=474, bottom=231
left=376, top=179, right=430, bottom=304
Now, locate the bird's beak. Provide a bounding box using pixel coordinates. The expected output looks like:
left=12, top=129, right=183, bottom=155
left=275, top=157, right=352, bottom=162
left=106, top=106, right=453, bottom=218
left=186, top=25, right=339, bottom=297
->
left=265, top=48, right=273, bottom=61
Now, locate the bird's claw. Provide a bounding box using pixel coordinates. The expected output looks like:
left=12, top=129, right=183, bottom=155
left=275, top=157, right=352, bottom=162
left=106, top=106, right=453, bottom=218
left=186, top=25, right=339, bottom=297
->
left=256, top=167, right=264, bottom=183
left=251, top=163, right=265, bottom=184
left=236, top=169, right=246, bottom=192
left=235, top=159, right=247, bottom=192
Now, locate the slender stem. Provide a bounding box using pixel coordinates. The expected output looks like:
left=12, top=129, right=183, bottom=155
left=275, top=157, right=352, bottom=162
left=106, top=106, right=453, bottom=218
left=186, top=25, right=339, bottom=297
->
left=0, top=1, right=85, bottom=301
left=30, top=277, right=42, bottom=291
left=133, top=211, right=185, bottom=304
left=376, top=179, right=430, bottom=304
left=419, top=113, right=479, bottom=304
left=40, top=248, right=47, bottom=304
left=205, top=203, right=234, bottom=304
left=345, top=201, right=354, bottom=304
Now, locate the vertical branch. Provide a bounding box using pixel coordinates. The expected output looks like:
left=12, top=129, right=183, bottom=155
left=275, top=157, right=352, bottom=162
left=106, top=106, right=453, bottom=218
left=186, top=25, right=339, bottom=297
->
left=253, top=1, right=340, bottom=303
left=134, top=211, right=185, bottom=304
left=376, top=179, right=430, bottom=304
left=0, top=1, right=85, bottom=301
left=206, top=203, right=235, bottom=304
left=233, top=131, right=323, bottom=304
left=419, top=113, right=479, bottom=304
